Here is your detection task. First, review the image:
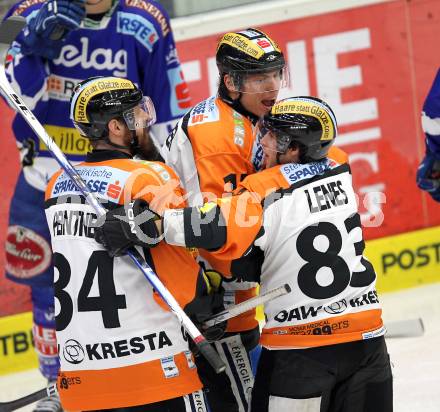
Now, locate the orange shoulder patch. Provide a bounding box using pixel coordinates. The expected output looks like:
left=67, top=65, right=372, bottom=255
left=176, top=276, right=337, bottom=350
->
left=328, top=146, right=349, bottom=165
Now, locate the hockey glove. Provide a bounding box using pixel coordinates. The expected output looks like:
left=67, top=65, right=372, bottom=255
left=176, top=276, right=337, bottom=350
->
left=416, top=147, right=440, bottom=202
left=202, top=270, right=227, bottom=342
left=185, top=269, right=227, bottom=343
left=94, top=199, right=163, bottom=257
left=21, top=0, right=86, bottom=60
left=204, top=269, right=223, bottom=293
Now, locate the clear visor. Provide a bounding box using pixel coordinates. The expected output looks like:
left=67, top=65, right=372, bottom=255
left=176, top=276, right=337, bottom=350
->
left=122, top=96, right=156, bottom=130
left=256, top=119, right=292, bottom=153
left=227, top=66, right=290, bottom=94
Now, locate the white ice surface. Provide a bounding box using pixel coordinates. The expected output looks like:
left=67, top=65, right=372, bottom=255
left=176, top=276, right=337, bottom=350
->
left=1, top=283, right=439, bottom=411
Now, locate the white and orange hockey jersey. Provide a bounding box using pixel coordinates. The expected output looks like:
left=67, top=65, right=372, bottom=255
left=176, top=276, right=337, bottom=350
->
left=165, top=147, right=385, bottom=349
left=161, top=95, right=263, bottom=333
left=44, top=152, right=202, bottom=410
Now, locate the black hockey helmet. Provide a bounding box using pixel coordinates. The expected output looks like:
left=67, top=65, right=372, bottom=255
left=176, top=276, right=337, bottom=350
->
left=260, top=96, right=337, bottom=161
left=70, top=76, right=154, bottom=140
left=216, top=28, right=286, bottom=93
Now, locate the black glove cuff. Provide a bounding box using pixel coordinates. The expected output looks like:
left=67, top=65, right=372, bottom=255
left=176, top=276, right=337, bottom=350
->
left=130, top=199, right=162, bottom=247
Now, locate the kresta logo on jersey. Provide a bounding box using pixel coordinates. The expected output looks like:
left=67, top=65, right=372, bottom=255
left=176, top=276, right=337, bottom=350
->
left=60, top=331, right=173, bottom=364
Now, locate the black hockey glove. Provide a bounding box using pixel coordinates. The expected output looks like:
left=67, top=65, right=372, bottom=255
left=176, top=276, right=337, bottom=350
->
left=201, top=270, right=227, bottom=342
left=185, top=269, right=227, bottom=343
left=94, top=199, right=162, bottom=257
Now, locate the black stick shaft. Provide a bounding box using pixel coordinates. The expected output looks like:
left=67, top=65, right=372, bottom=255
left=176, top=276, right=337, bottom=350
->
left=0, top=388, right=47, bottom=412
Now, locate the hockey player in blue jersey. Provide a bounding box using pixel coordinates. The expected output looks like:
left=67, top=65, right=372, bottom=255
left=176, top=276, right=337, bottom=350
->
left=2, top=1, right=190, bottom=411
left=417, top=68, right=440, bottom=202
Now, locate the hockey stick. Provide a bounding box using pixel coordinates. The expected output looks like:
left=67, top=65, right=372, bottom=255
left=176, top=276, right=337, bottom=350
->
left=202, top=284, right=423, bottom=338
left=0, top=321, right=424, bottom=411
left=0, top=16, right=225, bottom=375
left=203, top=283, right=291, bottom=328
left=0, top=287, right=289, bottom=411
left=205, top=282, right=424, bottom=339
left=385, top=317, right=424, bottom=338
left=0, top=287, right=290, bottom=411
left=0, top=384, right=57, bottom=412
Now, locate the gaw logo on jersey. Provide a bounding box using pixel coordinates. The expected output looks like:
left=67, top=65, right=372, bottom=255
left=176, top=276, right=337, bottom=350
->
left=72, top=78, right=135, bottom=123
left=218, top=32, right=280, bottom=59
left=273, top=100, right=336, bottom=141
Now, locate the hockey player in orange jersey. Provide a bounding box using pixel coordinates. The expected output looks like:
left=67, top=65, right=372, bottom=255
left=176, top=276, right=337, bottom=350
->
left=96, top=96, right=393, bottom=412
left=44, top=76, right=221, bottom=411
left=160, top=27, right=287, bottom=412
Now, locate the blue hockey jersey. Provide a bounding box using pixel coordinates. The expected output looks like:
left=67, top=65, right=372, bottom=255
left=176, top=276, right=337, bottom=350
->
left=422, top=68, right=440, bottom=158
left=4, top=0, right=190, bottom=191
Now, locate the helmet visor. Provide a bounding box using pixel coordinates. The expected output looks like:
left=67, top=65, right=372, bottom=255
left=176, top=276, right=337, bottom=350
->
left=122, top=96, right=156, bottom=131
left=227, top=66, right=289, bottom=94
left=256, top=118, right=294, bottom=153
